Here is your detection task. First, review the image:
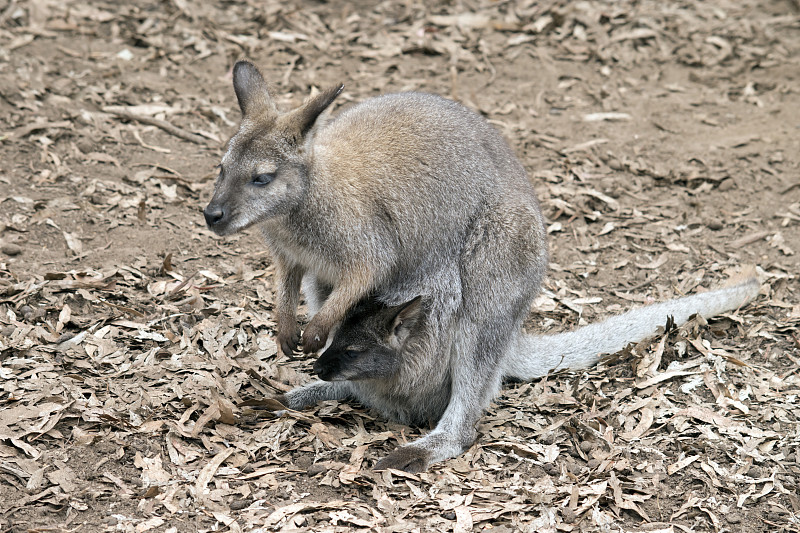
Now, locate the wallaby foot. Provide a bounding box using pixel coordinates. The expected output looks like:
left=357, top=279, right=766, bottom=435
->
left=374, top=445, right=433, bottom=473
left=375, top=428, right=476, bottom=472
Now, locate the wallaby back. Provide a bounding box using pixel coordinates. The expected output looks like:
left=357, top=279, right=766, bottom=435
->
left=266, top=91, right=540, bottom=291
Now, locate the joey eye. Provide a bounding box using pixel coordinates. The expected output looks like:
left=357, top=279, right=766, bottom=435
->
left=343, top=349, right=362, bottom=360
left=251, top=172, right=276, bottom=186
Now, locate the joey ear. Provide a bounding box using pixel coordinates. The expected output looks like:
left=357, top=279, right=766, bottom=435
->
left=388, top=296, right=423, bottom=339
left=232, top=60, right=277, bottom=117
left=282, top=83, right=344, bottom=139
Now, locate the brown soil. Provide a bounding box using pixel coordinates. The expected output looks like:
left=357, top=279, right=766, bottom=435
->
left=1, top=0, right=798, bottom=532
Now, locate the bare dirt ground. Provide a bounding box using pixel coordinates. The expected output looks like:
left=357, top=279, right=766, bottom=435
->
left=1, top=0, right=799, bottom=531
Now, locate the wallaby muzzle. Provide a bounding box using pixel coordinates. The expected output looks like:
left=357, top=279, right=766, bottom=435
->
left=203, top=203, right=226, bottom=233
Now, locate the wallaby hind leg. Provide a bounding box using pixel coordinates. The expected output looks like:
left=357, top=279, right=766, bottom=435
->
left=374, top=317, right=507, bottom=472
left=375, top=204, right=546, bottom=472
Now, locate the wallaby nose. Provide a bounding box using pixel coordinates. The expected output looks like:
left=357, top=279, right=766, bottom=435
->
left=204, top=205, right=224, bottom=227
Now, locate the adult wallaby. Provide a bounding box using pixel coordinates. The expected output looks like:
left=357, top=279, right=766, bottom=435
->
left=205, top=61, right=549, bottom=471
left=276, top=275, right=759, bottom=470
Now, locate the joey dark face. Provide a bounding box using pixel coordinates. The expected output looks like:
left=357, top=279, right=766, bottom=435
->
left=204, top=60, right=344, bottom=235
left=313, top=297, right=423, bottom=382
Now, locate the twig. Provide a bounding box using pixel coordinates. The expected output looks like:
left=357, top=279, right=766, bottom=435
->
left=103, top=107, right=211, bottom=146
left=728, top=230, right=771, bottom=249
left=166, top=271, right=198, bottom=301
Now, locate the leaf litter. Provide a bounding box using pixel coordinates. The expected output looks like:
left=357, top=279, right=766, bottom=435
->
left=1, top=0, right=799, bottom=531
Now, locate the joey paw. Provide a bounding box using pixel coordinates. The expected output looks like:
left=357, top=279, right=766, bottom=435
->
left=239, top=395, right=290, bottom=414
left=269, top=394, right=288, bottom=408
left=374, top=446, right=432, bottom=473
left=302, top=320, right=330, bottom=353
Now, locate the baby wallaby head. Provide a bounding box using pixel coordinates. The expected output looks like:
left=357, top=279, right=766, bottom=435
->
left=313, top=296, right=423, bottom=382
left=204, top=60, right=343, bottom=235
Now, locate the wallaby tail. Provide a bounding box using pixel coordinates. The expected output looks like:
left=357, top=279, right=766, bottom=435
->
left=502, top=272, right=760, bottom=381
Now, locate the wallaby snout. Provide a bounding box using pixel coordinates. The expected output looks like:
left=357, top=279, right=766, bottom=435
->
left=203, top=203, right=225, bottom=230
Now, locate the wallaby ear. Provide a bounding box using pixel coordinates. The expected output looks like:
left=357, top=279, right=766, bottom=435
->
left=232, top=60, right=277, bottom=117
left=282, top=83, right=344, bottom=140
left=388, top=296, right=423, bottom=339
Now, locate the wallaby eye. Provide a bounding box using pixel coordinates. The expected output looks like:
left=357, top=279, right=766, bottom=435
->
left=251, top=172, right=276, bottom=186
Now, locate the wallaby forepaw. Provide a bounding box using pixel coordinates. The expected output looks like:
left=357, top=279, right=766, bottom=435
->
left=374, top=446, right=432, bottom=473
left=302, top=320, right=330, bottom=353
left=277, top=328, right=300, bottom=357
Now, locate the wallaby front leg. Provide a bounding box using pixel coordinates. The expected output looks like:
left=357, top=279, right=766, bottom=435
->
left=274, top=260, right=304, bottom=356
left=302, top=270, right=373, bottom=353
